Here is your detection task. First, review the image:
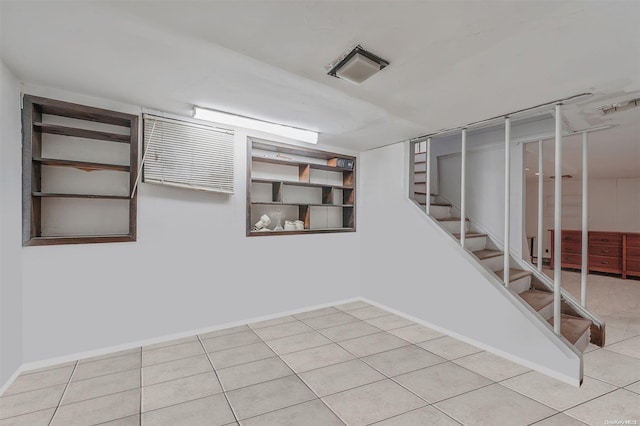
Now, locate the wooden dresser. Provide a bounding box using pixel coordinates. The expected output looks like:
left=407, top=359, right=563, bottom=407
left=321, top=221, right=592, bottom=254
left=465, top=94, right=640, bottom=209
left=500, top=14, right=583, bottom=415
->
left=625, top=233, right=640, bottom=279
left=550, top=230, right=639, bottom=279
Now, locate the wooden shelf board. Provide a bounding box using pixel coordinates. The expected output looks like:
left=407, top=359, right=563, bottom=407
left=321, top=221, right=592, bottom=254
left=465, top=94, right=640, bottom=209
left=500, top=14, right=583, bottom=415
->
left=251, top=178, right=352, bottom=190
left=33, top=192, right=130, bottom=200
left=251, top=202, right=353, bottom=207
left=34, top=122, right=131, bottom=143
left=25, top=234, right=135, bottom=246
left=33, top=157, right=130, bottom=172
left=249, top=227, right=355, bottom=237
left=252, top=156, right=353, bottom=172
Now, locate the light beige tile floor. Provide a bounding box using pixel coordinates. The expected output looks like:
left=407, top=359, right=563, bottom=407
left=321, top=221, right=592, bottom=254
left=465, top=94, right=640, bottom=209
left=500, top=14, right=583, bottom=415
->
left=2, top=291, right=639, bottom=425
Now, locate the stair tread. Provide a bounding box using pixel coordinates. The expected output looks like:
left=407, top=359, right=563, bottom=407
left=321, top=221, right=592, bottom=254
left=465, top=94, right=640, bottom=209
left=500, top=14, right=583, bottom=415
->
left=473, top=249, right=503, bottom=260
left=414, top=191, right=437, bottom=196
left=418, top=202, right=451, bottom=207
left=454, top=233, right=487, bottom=239
left=438, top=217, right=471, bottom=222
left=519, top=289, right=554, bottom=311
left=547, top=314, right=592, bottom=345
left=495, top=268, right=532, bottom=282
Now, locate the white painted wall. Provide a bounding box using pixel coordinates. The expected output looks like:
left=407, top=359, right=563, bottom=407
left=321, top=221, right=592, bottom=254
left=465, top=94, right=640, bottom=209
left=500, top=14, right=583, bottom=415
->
left=13, top=85, right=360, bottom=364
left=0, top=61, right=23, bottom=386
left=438, top=144, right=527, bottom=258
left=525, top=177, right=640, bottom=258
left=360, top=142, right=582, bottom=384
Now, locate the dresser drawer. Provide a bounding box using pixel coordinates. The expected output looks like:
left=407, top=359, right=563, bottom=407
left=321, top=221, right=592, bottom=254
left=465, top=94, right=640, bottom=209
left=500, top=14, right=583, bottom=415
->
left=562, top=242, right=582, bottom=254
left=589, top=232, right=622, bottom=245
left=627, top=234, right=640, bottom=248
left=561, top=253, right=582, bottom=266
left=562, top=232, right=582, bottom=243
left=627, top=259, right=640, bottom=272
left=627, top=247, right=640, bottom=259
left=589, top=245, right=622, bottom=258
left=589, top=255, right=622, bottom=272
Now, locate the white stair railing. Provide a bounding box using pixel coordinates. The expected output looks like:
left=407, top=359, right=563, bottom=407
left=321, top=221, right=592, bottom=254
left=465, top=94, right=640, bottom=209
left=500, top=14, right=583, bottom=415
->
left=504, top=117, right=511, bottom=288
left=553, top=104, right=563, bottom=335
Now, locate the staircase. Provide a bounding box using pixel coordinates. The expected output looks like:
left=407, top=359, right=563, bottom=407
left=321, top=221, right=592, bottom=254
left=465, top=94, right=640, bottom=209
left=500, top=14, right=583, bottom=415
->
left=413, top=186, right=599, bottom=353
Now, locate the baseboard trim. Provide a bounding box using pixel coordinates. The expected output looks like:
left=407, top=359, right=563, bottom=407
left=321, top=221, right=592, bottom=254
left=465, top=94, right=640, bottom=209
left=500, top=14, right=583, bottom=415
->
left=0, top=365, right=26, bottom=396
left=13, top=296, right=363, bottom=381
left=360, top=297, right=582, bottom=387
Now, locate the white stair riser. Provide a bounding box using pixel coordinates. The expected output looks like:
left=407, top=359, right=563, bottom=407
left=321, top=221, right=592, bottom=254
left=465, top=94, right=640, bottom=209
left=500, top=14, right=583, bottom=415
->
left=507, top=275, right=530, bottom=294
left=429, top=205, right=451, bottom=219
left=574, top=328, right=591, bottom=353
left=414, top=193, right=436, bottom=204
left=481, top=254, right=504, bottom=271
left=464, top=236, right=487, bottom=251
left=440, top=220, right=470, bottom=234
left=537, top=302, right=554, bottom=320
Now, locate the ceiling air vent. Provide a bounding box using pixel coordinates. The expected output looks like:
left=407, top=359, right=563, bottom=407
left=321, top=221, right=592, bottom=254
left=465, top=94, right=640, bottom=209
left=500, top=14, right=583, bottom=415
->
left=600, top=97, right=640, bottom=115
left=327, top=45, right=389, bottom=84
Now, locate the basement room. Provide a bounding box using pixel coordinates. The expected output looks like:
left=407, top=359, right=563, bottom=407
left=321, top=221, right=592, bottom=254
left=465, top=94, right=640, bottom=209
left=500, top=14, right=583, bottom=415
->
left=1, top=1, right=639, bottom=425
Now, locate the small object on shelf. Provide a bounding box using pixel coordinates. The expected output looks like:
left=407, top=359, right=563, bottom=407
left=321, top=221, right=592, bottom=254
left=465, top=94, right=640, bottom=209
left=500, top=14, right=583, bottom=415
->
left=327, top=157, right=354, bottom=169
left=294, top=220, right=304, bottom=230
left=253, top=214, right=271, bottom=231
left=284, top=220, right=296, bottom=231
left=273, top=214, right=284, bottom=231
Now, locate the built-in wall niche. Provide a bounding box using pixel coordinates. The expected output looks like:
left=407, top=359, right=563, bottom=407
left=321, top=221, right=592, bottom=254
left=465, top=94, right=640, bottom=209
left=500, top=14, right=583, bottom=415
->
left=247, top=138, right=356, bottom=236
left=22, top=95, right=138, bottom=245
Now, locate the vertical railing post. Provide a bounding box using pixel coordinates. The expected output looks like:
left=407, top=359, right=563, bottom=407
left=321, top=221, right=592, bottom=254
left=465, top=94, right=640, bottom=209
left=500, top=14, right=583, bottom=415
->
left=426, top=138, right=432, bottom=216
left=537, top=140, right=544, bottom=273
left=581, top=132, right=589, bottom=307
left=503, top=117, right=511, bottom=287
left=553, top=104, right=563, bottom=335
left=460, top=129, right=467, bottom=247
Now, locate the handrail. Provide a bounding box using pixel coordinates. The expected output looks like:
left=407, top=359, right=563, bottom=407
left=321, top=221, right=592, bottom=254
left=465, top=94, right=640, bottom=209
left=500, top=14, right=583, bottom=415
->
left=409, top=93, right=592, bottom=142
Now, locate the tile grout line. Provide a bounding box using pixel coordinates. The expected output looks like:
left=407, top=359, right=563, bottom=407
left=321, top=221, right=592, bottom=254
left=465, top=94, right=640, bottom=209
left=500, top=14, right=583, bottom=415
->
left=311, top=319, right=466, bottom=426
left=500, top=377, right=624, bottom=418
left=367, top=405, right=465, bottom=426
left=47, top=359, right=78, bottom=426
left=309, top=309, right=577, bottom=425
left=259, top=334, right=349, bottom=426
left=196, top=335, right=241, bottom=425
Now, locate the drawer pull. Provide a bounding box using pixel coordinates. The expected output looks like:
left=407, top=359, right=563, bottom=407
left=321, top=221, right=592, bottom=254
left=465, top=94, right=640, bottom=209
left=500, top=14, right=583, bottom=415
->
left=602, top=250, right=609, bottom=253
left=602, top=261, right=609, bottom=264
left=602, top=239, right=609, bottom=242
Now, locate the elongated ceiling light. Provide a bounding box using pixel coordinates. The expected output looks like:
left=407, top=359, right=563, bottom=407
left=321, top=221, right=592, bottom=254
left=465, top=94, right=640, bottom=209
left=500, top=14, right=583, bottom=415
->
left=193, top=107, right=318, bottom=144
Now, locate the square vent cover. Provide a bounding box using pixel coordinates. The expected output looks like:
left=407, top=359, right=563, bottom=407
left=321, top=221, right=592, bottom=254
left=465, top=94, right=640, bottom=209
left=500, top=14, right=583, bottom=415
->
left=328, top=45, right=389, bottom=84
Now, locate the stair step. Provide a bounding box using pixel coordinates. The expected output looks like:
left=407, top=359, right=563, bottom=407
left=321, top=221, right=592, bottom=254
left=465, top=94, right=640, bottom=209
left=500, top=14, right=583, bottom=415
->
left=495, top=269, right=532, bottom=283
left=519, top=289, right=554, bottom=312
left=414, top=192, right=437, bottom=196
left=453, top=233, right=487, bottom=239
left=472, top=249, right=502, bottom=260
left=438, top=217, right=470, bottom=222
left=418, top=202, right=451, bottom=207
left=547, top=314, right=592, bottom=349
left=495, top=268, right=532, bottom=294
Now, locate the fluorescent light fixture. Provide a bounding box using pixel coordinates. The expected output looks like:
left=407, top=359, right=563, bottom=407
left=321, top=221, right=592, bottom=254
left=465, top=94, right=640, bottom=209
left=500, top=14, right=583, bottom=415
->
left=193, top=107, right=318, bottom=144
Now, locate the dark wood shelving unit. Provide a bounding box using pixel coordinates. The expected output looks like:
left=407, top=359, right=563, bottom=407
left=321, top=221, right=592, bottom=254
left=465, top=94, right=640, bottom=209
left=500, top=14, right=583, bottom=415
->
left=22, top=95, right=138, bottom=246
left=33, top=122, right=131, bottom=143
left=247, top=139, right=356, bottom=236
left=32, top=192, right=130, bottom=200
left=33, top=157, right=130, bottom=172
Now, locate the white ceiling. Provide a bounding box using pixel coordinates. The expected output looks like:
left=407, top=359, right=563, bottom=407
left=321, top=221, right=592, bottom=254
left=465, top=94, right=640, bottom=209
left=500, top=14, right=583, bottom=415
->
left=1, top=1, right=639, bottom=152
